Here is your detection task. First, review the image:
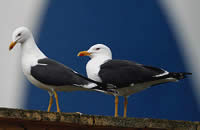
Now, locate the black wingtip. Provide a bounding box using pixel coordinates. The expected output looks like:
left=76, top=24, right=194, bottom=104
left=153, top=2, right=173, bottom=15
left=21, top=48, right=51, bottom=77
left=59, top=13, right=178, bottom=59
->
left=183, top=72, right=192, bottom=75
left=170, top=72, right=192, bottom=80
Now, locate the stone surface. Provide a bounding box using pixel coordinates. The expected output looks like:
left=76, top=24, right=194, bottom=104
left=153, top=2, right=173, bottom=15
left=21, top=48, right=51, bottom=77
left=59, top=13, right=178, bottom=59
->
left=0, top=107, right=199, bottom=130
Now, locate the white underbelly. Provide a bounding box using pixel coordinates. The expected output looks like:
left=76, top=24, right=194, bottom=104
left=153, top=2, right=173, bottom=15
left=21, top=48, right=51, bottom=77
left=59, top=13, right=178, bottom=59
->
left=116, top=84, right=150, bottom=96
left=111, top=78, right=177, bottom=97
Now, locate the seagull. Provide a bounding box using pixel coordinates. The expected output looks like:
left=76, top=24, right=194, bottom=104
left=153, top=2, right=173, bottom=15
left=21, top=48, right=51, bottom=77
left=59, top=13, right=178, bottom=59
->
left=77, top=44, right=192, bottom=118
left=9, top=27, right=111, bottom=112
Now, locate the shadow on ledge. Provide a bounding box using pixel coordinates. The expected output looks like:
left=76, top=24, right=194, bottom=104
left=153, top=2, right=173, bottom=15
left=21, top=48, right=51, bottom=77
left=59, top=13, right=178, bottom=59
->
left=0, top=108, right=199, bottom=130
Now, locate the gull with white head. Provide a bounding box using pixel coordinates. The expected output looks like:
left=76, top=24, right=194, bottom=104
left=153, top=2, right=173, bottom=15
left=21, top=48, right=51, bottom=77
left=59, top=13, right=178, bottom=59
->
left=78, top=44, right=192, bottom=117
left=9, top=27, right=109, bottom=112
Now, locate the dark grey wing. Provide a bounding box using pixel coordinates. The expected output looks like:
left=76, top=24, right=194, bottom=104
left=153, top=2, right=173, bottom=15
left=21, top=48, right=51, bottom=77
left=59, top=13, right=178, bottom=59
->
left=99, top=60, right=166, bottom=87
left=31, top=58, right=118, bottom=93
left=73, top=68, right=118, bottom=93
left=31, top=58, right=89, bottom=86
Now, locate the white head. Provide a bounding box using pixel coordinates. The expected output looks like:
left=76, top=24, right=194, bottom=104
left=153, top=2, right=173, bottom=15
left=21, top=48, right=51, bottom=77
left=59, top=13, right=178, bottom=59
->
left=9, top=26, right=32, bottom=50
left=78, top=44, right=112, bottom=59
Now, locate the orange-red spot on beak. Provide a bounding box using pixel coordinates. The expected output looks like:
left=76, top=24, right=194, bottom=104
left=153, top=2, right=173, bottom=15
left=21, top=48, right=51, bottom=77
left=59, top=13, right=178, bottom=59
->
left=9, top=41, right=17, bottom=51
left=77, top=51, right=91, bottom=56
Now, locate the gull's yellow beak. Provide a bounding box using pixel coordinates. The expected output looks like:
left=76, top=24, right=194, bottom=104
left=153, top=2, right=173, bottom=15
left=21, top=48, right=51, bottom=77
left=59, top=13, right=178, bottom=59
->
left=9, top=41, right=17, bottom=51
left=77, top=51, right=91, bottom=56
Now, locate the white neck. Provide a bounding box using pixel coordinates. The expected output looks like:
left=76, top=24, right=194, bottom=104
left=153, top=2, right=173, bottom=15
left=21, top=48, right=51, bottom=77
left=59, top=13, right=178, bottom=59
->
left=86, top=55, right=112, bottom=82
left=21, top=37, right=46, bottom=60
left=21, top=37, right=46, bottom=75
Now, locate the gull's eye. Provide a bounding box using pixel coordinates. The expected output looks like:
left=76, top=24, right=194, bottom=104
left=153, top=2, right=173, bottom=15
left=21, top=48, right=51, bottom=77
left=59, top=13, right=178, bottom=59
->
left=96, top=48, right=100, bottom=50
left=17, top=33, right=22, bottom=37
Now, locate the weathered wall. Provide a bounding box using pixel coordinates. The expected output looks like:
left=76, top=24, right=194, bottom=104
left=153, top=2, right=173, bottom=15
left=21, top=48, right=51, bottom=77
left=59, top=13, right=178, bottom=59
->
left=0, top=108, right=199, bottom=130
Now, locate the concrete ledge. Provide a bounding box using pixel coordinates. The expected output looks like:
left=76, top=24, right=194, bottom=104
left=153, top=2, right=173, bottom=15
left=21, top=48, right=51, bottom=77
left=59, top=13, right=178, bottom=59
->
left=0, top=107, right=199, bottom=130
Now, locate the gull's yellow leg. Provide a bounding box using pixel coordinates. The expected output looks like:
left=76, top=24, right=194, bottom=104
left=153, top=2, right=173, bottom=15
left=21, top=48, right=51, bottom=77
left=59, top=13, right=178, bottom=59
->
left=47, top=95, right=53, bottom=112
left=114, top=96, right=119, bottom=117
left=53, top=91, right=61, bottom=112
left=123, top=96, right=128, bottom=118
